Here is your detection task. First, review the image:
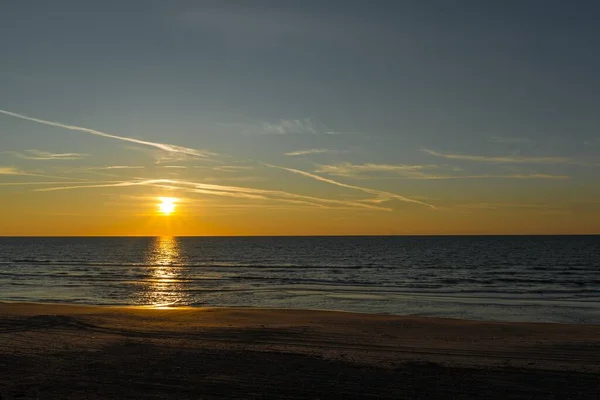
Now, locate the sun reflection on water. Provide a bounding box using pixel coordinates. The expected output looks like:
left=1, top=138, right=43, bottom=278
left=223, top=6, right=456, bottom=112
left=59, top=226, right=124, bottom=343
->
left=140, top=236, right=188, bottom=308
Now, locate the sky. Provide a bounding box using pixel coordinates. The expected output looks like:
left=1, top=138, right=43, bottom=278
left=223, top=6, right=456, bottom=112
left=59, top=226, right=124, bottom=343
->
left=1, top=1, right=599, bottom=236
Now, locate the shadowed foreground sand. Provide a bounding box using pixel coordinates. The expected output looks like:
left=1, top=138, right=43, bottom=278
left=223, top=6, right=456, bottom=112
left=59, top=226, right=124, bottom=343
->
left=1, top=303, right=599, bottom=399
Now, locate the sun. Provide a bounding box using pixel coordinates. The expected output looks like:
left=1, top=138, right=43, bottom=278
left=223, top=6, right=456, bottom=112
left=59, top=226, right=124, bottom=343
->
left=158, top=197, right=177, bottom=215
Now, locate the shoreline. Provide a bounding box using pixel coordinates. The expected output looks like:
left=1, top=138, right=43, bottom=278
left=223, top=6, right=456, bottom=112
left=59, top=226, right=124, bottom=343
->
left=1, top=300, right=600, bottom=326
left=2, top=302, right=600, bottom=398
left=2, top=299, right=599, bottom=326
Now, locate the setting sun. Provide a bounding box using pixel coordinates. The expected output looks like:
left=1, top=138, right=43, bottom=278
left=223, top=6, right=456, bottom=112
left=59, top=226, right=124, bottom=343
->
left=158, top=197, right=177, bottom=215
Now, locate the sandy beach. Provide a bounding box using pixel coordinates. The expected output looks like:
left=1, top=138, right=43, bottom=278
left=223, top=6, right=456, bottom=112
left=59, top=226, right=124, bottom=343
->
left=1, top=303, right=599, bottom=399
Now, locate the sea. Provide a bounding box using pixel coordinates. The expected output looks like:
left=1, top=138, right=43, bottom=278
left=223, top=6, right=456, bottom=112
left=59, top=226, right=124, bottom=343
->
left=1, top=236, right=599, bottom=324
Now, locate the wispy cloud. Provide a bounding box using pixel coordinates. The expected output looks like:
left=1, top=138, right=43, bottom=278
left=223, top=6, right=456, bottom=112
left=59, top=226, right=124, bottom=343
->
left=285, top=148, right=338, bottom=156
left=201, top=176, right=266, bottom=183
left=456, top=202, right=562, bottom=211
left=210, top=165, right=255, bottom=172
left=0, top=181, right=104, bottom=186
left=0, top=167, right=25, bottom=175
left=88, top=166, right=145, bottom=170
left=232, top=118, right=363, bottom=136
left=323, top=131, right=364, bottom=136
left=316, top=162, right=437, bottom=177
left=264, top=163, right=436, bottom=209
left=9, top=149, right=89, bottom=160
left=261, top=120, right=364, bottom=136
left=415, top=173, right=569, bottom=180
left=0, top=109, right=216, bottom=158
left=261, top=118, right=318, bottom=135
left=489, top=136, right=532, bottom=144
left=0, top=166, right=86, bottom=180
left=449, top=202, right=571, bottom=216
left=423, top=149, right=574, bottom=164
left=315, top=162, right=569, bottom=180
left=31, top=179, right=392, bottom=211
left=33, top=180, right=145, bottom=191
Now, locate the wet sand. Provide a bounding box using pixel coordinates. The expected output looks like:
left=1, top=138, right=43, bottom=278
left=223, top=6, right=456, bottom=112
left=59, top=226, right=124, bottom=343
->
left=1, top=302, right=599, bottom=399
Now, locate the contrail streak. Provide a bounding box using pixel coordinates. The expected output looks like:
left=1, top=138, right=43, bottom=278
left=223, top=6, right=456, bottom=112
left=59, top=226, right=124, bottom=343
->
left=33, top=179, right=391, bottom=211
left=0, top=109, right=216, bottom=158
left=264, top=163, right=436, bottom=209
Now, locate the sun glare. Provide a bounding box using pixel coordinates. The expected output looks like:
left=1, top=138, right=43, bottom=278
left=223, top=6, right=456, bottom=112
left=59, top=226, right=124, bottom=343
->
left=158, top=197, right=177, bottom=215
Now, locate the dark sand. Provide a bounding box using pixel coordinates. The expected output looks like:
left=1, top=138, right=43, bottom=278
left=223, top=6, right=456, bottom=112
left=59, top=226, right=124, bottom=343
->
left=1, top=303, right=599, bottom=399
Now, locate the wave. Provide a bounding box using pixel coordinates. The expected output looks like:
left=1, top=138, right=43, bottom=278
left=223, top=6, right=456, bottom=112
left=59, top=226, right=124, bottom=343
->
left=5, top=259, right=390, bottom=269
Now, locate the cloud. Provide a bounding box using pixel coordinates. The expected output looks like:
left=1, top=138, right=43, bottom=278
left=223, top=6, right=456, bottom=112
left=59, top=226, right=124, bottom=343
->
left=423, top=149, right=574, bottom=164
left=264, top=163, right=436, bottom=209
left=0, top=167, right=24, bottom=175
left=315, top=162, right=569, bottom=180
left=457, top=202, right=562, bottom=211
left=210, top=165, right=255, bottom=172
left=31, top=179, right=392, bottom=211
left=285, top=148, right=338, bottom=156
left=0, top=166, right=86, bottom=180
left=10, top=149, right=88, bottom=160
left=449, top=202, right=571, bottom=216
left=316, top=162, right=437, bottom=177
left=170, top=181, right=394, bottom=211
left=260, top=119, right=363, bottom=136
left=88, top=166, right=145, bottom=170
left=323, top=131, right=364, bottom=136
left=0, top=181, right=105, bottom=186
left=261, top=119, right=318, bottom=135
left=489, top=136, right=532, bottom=144
left=201, top=176, right=265, bottom=183
left=231, top=118, right=362, bottom=136
left=0, top=109, right=216, bottom=159
left=501, top=173, right=568, bottom=180
left=414, top=173, right=569, bottom=180
left=33, top=180, right=144, bottom=191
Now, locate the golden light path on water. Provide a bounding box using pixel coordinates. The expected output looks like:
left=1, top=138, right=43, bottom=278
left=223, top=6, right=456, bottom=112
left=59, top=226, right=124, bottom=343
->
left=140, top=236, right=188, bottom=308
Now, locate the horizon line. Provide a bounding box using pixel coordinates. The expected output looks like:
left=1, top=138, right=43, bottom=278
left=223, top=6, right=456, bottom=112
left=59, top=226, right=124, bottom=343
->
left=1, top=234, right=598, bottom=238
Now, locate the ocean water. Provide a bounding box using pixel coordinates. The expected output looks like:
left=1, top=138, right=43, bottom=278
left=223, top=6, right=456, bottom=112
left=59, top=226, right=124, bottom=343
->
left=1, top=236, right=599, bottom=324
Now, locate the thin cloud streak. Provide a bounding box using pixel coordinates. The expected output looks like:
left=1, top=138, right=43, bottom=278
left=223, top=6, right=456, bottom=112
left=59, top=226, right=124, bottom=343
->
left=315, top=163, right=568, bottom=180
left=33, top=179, right=391, bottom=211
left=0, top=166, right=87, bottom=180
left=240, top=118, right=361, bottom=136
left=262, top=119, right=317, bottom=135
left=264, top=163, right=436, bottom=209
left=285, top=148, right=337, bottom=156
left=411, top=173, right=569, bottom=180
left=489, top=136, right=532, bottom=144
left=33, top=180, right=147, bottom=191
left=0, top=109, right=216, bottom=158
left=192, top=182, right=388, bottom=210
left=316, top=162, right=436, bottom=176
left=457, top=202, right=563, bottom=210
left=0, top=181, right=111, bottom=186
left=423, top=149, right=573, bottom=164
left=323, top=131, right=364, bottom=135
left=89, top=166, right=145, bottom=170
left=9, top=149, right=89, bottom=160
left=0, top=167, right=26, bottom=175
left=210, top=165, right=255, bottom=172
